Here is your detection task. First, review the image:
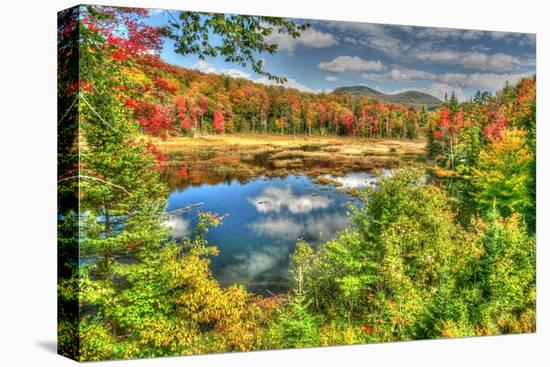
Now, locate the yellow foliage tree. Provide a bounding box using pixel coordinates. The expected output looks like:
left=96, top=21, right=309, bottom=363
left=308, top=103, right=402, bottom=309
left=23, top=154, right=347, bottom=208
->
left=472, top=129, right=533, bottom=218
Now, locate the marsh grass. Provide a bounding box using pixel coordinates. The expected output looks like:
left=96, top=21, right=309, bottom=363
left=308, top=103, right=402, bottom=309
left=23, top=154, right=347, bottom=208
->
left=155, top=134, right=427, bottom=188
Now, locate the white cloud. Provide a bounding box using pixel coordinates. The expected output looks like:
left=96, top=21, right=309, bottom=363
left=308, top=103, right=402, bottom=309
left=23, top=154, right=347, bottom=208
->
left=192, top=60, right=251, bottom=79
left=255, top=76, right=315, bottom=93
left=318, top=56, right=385, bottom=74
left=222, top=69, right=252, bottom=79
left=424, top=83, right=469, bottom=102
left=490, top=31, right=535, bottom=46
left=193, top=60, right=316, bottom=94
left=193, top=60, right=215, bottom=73
left=327, top=21, right=387, bottom=35
left=490, top=31, right=507, bottom=40
left=325, top=75, right=338, bottom=82
left=410, top=50, right=521, bottom=72
left=367, top=35, right=404, bottom=57
left=265, top=26, right=338, bottom=54
left=388, top=68, right=435, bottom=81
left=363, top=66, right=436, bottom=81
left=409, top=27, right=485, bottom=41
left=436, top=72, right=527, bottom=89
left=462, top=52, right=520, bottom=71
left=321, top=21, right=532, bottom=73
left=363, top=66, right=530, bottom=96
left=320, top=22, right=405, bottom=58
left=389, top=83, right=468, bottom=102
left=248, top=186, right=332, bottom=214
left=344, top=35, right=403, bottom=58
left=471, top=44, right=490, bottom=52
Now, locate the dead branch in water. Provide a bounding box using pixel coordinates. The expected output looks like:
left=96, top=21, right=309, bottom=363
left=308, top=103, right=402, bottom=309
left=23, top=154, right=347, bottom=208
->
left=167, top=202, right=204, bottom=214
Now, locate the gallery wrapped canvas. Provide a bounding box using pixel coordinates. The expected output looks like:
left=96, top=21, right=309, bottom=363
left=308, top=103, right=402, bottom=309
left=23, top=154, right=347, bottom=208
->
left=57, top=4, right=536, bottom=362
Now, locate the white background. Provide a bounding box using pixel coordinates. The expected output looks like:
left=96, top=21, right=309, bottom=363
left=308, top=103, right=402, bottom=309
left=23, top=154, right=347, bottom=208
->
left=0, top=0, right=548, bottom=365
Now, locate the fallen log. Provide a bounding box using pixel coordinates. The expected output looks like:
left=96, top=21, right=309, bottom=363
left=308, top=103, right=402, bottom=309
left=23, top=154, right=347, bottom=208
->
left=167, top=202, right=204, bottom=214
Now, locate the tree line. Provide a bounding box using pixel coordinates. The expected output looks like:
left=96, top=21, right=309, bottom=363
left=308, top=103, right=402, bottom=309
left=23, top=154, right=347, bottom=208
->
left=122, top=56, right=429, bottom=139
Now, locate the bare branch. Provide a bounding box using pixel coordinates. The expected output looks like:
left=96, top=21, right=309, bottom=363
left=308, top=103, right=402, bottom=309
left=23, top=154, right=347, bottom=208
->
left=58, top=175, right=131, bottom=195
left=79, top=93, right=119, bottom=133
left=57, top=94, right=79, bottom=126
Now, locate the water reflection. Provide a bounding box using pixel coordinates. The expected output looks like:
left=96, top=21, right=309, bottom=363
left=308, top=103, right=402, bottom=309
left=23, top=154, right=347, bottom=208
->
left=318, top=170, right=391, bottom=189
left=248, top=213, right=350, bottom=243
left=163, top=216, right=192, bottom=238
left=164, top=174, right=362, bottom=295
left=248, top=186, right=332, bottom=214
left=221, top=246, right=288, bottom=283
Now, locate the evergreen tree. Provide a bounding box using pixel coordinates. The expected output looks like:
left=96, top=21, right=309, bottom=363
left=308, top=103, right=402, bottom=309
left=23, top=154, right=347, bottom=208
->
left=472, top=129, right=533, bottom=219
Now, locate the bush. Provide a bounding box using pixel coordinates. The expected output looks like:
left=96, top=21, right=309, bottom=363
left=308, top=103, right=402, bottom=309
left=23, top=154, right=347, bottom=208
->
left=472, top=129, right=533, bottom=220
left=467, top=206, right=536, bottom=334
left=303, top=169, right=473, bottom=340
left=265, top=295, right=322, bottom=349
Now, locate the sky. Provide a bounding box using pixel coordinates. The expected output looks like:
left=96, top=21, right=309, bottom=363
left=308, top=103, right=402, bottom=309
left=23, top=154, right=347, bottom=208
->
left=146, top=9, right=536, bottom=101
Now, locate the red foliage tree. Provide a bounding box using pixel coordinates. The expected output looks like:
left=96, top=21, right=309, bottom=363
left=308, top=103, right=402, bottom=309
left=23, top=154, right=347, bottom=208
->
left=434, top=107, right=465, bottom=169
left=317, top=102, right=328, bottom=131
left=213, top=109, right=225, bottom=134
left=154, top=78, right=178, bottom=95
left=176, top=95, right=192, bottom=133
left=339, top=109, right=356, bottom=134
left=145, top=141, right=168, bottom=171
left=484, top=111, right=507, bottom=140
left=178, top=161, right=188, bottom=178
left=124, top=98, right=138, bottom=109
left=138, top=104, right=173, bottom=138
left=197, top=95, right=209, bottom=131
left=84, top=7, right=164, bottom=62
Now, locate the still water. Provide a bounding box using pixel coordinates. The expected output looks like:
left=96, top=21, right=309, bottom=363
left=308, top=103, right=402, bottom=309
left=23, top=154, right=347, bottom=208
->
left=164, top=172, right=382, bottom=295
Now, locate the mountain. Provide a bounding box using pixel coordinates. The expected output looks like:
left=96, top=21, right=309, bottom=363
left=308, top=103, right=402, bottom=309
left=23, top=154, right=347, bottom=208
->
left=333, top=85, right=443, bottom=110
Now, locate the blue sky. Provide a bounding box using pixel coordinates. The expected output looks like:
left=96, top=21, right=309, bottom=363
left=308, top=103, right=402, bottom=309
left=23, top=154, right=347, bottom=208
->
left=146, top=9, right=535, bottom=101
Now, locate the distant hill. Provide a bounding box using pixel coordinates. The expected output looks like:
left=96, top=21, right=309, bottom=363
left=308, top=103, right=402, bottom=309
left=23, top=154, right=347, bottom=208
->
left=333, top=85, right=443, bottom=110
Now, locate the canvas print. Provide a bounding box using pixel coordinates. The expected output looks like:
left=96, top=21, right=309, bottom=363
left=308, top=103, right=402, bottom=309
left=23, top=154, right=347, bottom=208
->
left=57, top=4, right=536, bottom=361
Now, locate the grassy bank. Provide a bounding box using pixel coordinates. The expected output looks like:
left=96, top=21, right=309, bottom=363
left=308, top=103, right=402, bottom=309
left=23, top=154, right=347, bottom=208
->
left=152, top=134, right=427, bottom=187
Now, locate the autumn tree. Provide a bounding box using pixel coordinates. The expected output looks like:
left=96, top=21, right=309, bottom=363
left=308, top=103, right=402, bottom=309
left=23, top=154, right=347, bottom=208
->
left=265, top=239, right=321, bottom=349
left=299, top=170, right=473, bottom=340
left=472, top=129, right=533, bottom=219
left=63, top=6, right=170, bottom=360
left=434, top=107, right=465, bottom=169
left=465, top=206, right=535, bottom=335
left=213, top=108, right=225, bottom=134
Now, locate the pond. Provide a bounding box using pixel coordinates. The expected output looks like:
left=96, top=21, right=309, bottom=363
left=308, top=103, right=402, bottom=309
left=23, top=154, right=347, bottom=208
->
left=164, top=171, right=386, bottom=295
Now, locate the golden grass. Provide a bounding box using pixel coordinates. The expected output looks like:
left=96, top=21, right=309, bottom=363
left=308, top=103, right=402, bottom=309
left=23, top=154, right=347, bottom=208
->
left=209, top=156, right=242, bottom=165
left=154, top=134, right=427, bottom=185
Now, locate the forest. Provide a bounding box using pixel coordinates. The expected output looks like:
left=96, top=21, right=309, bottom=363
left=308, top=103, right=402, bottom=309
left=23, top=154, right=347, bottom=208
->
left=57, top=5, right=536, bottom=361
left=122, top=55, right=429, bottom=139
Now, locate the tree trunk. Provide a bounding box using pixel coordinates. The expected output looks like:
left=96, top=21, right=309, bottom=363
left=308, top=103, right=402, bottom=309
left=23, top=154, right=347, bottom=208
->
left=450, top=136, right=455, bottom=169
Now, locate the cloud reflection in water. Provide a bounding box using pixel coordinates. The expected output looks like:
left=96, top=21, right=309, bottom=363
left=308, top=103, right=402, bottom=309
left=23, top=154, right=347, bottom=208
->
left=318, top=170, right=391, bottom=189
left=163, top=216, right=192, bottom=238
left=164, top=174, right=361, bottom=294
left=248, top=186, right=332, bottom=214
left=248, top=213, right=350, bottom=244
